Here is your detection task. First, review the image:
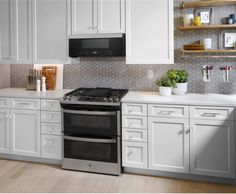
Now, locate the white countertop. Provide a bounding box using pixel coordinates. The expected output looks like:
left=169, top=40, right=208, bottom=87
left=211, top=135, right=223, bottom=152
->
left=0, top=88, right=71, bottom=100
left=122, top=91, right=236, bottom=107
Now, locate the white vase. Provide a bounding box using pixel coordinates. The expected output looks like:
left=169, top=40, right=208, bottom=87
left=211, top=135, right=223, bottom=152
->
left=159, top=87, right=172, bottom=97
left=172, top=83, right=188, bottom=95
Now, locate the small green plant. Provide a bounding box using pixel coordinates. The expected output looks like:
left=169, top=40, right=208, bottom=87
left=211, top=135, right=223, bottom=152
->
left=156, top=76, right=173, bottom=87
left=167, top=69, right=189, bottom=87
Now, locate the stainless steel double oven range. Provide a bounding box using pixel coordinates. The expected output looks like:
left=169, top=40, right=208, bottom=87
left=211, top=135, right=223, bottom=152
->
left=60, top=88, right=128, bottom=175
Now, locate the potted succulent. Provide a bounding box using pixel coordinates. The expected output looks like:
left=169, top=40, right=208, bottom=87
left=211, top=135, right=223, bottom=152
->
left=156, top=76, right=173, bottom=97
left=167, top=69, right=189, bottom=95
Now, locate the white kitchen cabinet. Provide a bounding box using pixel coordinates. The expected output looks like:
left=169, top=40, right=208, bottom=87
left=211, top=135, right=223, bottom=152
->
left=0, top=0, right=32, bottom=64
left=190, top=119, right=235, bottom=178
left=122, top=141, right=147, bottom=169
left=32, top=0, right=69, bottom=64
left=71, top=0, right=125, bottom=35
left=97, top=0, right=125, bottom=33
left=13, top=0, right=32, bottom=64
left=148, top=117, right=189, bottom=173
left=0, top=109, right=10, bottom=154
left=71, top=0, right=97, bottom=35
left=0, top=0, right=12, bottom=64
left=11, top=109, right=40, bottom=157
left=41, top=135, right=61, bottom=160
left=126, top=0, right=174, bottom=64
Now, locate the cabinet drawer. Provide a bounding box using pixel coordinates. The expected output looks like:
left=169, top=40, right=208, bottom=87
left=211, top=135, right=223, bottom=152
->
left=41, top=135, right=62, bottom=160
left=0, top=98, right=9, bottom=108
left=122, top=103, right=147, bottom=116
left=41, top=123, right=61, bottom=135
left=122, top=128, right=147, bottom=143
left=148, top=104, right=189, bottom=118
left=190, top=106, right=234, bottom=121
left=10, top=98, right=40, bottom=110
left=122, top=116, right=147, bottom=129
left=122, top=141, right=147, bottom=169
left=41, top=111, right=61, bottom=123
left=41, top=100, right=61, bottom=111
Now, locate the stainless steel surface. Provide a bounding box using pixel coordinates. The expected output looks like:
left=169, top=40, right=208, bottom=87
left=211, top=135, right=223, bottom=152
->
left=63, top=109, right=117, bottom=116
left=69, top=33, right=124, bottom=39
left=64, top=136, right=117, bottom=144
left=60, top=100, right=120, bottom=106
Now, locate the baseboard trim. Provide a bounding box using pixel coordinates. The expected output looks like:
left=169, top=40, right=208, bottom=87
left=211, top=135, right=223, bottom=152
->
left=123, top=167, right=235, bottom=185
left=0, top=153, right=62, bottom=165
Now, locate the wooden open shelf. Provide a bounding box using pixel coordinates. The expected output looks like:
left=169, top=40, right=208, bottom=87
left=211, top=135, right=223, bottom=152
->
left=180, top=49, right=236, bottom=58
left=182, top=49, right=236, bottom=53
left=181, top=0, right=236, bottom=9
left=180, top=24, right=236, bottom=30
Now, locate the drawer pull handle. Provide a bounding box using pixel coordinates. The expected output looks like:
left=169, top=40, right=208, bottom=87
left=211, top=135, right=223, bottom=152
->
left=159, top=110, right=174, bottom=115
left=18, top=102, right=31, bottom=106
left=202, top=113, right=219, bottom=117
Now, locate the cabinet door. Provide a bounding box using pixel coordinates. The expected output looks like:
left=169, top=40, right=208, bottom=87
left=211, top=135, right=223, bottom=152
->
left=32, top=0, right=69, bottom=64
left=0, top=109, right=10, bottom=154
left=190, top=120, right=235, bottom=178
left=148, top=117, right=189, bottom=173
left=122, top=141, right=147, bottom=169
left=13, top=0, right=32, bottom=64
left=126, top=0, right=174, bottom=64
left=0, top=0, right=12, bottom=64
left=10, top=109, right=40, bottom=157
left=41, top=135, right=61, bottom=159
left=97, top=0, right=125, bottom=33
left=71, top=0, right=98, bottom=34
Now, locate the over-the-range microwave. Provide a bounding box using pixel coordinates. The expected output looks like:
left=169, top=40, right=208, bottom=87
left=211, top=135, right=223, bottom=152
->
left=69, top=34, right=125, bottom=57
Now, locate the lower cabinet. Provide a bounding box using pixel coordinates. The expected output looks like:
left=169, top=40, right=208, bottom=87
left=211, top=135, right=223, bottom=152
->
left=190, top=119, right=235, bottom=178
left=0, top=109, right=10, bottom=154
left=11, top=109, right=40, bottom=157
left=122, top=141, right=147, bottom=169
left=148, top=117, right=189, bottom=173
left=41, top=135, right=61, bottom=160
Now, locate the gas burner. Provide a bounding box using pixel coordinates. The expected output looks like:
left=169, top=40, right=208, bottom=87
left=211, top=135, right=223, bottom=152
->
left=61, top=87, right=128, bottom=105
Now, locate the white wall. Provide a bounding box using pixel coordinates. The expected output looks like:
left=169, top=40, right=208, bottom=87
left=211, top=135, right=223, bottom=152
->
left=0, top=65, right=10, bottom=88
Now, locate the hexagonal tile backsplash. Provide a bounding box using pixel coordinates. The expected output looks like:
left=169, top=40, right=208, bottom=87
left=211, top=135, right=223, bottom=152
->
left=10, top=0, right=236, bottom=94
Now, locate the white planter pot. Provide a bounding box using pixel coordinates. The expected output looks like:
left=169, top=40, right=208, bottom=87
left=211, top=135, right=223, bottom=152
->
left=172, top=83, right=188, bottom=95
left=159, top=87, right=172, bottom=97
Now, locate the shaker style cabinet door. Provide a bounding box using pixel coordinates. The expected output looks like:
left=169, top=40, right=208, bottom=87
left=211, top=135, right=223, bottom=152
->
left=97, top=0, right=125, bottom=33
left=10, top=109, right=40, bottom=157
left=126, top=0, right=174, bottom=64
left=0, top=0, right=12, bottom=64
left=12, top=0, right=32, bottom=64
left=190, top=119, right=235, bottom=178
left=0, top=109, right=10, bottom=154
left=71, top=0, right=98, bottom=35
left=32, top=0, right=69, bottom=64
left=148, top=117, right=189, bottom=173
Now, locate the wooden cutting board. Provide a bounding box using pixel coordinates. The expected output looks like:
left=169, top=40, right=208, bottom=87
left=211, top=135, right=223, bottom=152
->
left=42, top=66, right=57, bottom=90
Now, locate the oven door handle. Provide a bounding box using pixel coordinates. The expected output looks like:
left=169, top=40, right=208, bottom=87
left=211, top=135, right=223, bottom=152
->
left=64, top=136, right=117, bottom=144
left=63, top=110, right=116, bottom=116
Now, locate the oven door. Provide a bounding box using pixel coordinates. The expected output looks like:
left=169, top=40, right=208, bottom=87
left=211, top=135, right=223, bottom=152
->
left=63, top=109, right=120, bottom=136
left=63, top=135, right=119, bottom=163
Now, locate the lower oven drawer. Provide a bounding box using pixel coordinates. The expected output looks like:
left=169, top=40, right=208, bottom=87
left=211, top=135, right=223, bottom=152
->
left=63, top=135, right=119, bottom=163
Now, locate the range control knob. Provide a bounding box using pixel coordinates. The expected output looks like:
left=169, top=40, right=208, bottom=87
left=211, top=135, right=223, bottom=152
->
left=63, top=96, right=67, bottom=100
left=103, top=97, right=108, bottom=102
left=67, top=96, right=72, bottom=101
left=114, top=97, right=120, bottom=102
left=109, top=98, right=114, bottom=102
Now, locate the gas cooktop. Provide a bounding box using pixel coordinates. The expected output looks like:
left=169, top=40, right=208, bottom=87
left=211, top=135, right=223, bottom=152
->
left=60, top=87, right=128, bottom=105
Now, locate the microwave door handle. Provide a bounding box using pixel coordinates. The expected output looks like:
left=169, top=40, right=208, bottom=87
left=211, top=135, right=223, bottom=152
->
left=63, top=110, right=116, bottom=116
left=64, top=136, right=117, bottom=144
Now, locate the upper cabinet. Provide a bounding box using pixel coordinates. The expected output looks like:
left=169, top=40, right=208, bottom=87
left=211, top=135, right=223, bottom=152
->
left=71, top=0, right=125, bottom=35
left=126, top=0, right=174, bottom=64
left=0, top=0, right=11, bottom=64
left=32, top=0, right=69, bottom=64
left=13, top=0, right=32, bottom=64
left=0, top=0, right=32, bottom=64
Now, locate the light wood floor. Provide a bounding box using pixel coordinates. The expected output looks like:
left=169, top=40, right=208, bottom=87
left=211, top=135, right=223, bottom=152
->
left=0, top=159, right=236, bottom=193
